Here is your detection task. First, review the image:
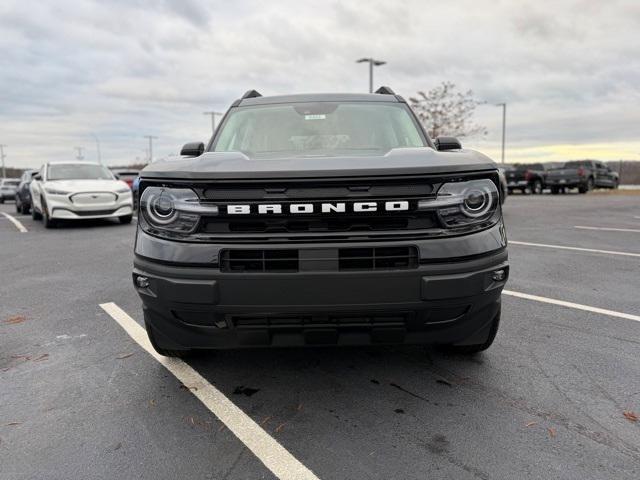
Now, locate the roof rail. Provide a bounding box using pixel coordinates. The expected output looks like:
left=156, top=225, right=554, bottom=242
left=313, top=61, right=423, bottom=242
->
left=241, top=89, right=262, bottom=99
left=374, top=86, right=395, bottom=95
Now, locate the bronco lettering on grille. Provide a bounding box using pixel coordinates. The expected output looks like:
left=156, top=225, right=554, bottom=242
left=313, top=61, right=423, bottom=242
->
left=225, top=201, right=409, bottom=215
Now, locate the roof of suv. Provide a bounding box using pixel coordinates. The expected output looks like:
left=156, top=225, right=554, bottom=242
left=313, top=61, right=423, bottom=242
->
left=237, top=92, right=400, bottom=107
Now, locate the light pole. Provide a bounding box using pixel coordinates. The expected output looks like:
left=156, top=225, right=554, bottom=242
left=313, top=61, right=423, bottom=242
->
left=91, top=133, right=102, bottom=165
left=496, top=103, right=507, bottom=164
left=144, top=135, right=158, bottom=163
left=0, top=144, right=6, bottom=178
left=203, top=111, right=223, bottom=135
left=356, top=58, right=386, bottom=93
left=75, top=147, right=84, bottom=160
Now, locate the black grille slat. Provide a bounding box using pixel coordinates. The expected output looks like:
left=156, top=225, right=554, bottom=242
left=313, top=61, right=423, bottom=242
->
left=203, top=213, right=435, bottom=235
left=220, top=247, right=418, bottom=273
left=201, top=180, right=435, bottom=201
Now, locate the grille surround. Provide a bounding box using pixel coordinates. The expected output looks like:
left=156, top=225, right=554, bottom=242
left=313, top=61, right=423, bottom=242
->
left=220, top=246, right=419, bottom=273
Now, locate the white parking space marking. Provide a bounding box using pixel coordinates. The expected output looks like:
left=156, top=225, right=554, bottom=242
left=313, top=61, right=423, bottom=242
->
left=504, top=290, right=640, bottom=323
left=574, top=225, right=640, bottom=233
left=99, top=302, right=320, bottom=480
left=1, top=212, right=28, bottom=232
left=509, top=240, right=640, bottom=258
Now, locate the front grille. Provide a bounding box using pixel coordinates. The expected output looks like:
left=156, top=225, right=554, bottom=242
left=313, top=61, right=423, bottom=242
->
left=220, top=249, right=299, bottom=272
left=188, top=176, right=441, bottom=242
left=338, top=247, right=419, bottom=270
left=230, top=312, right=410, bottom=329
left=220, top=246, right=419, bottom=273
left=202, top=212, right=436, bottom=235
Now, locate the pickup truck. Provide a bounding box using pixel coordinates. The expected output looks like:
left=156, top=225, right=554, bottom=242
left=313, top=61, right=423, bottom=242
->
left=503, top=163, right=559, bottom=194
left=132, top=88, right=509, bottom=356
left=545, top=160, right=619, bottom=194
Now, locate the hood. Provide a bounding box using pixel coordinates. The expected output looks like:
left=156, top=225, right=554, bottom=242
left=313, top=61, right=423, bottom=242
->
left=140, top=148, right=497, bottom=180
left=45, top=179, right=129, bottom=192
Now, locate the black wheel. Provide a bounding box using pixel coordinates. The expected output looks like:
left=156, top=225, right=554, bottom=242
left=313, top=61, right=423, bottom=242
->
left=579, top=177, right=594, bottom=194
left=145, top=320, right=190, bottom=358
left=15, top=197, right=21, bottom=213
left=531, top=180, right=543, bottom=194
left=42, top=198, right=56, bottom=228
left=32, top=204, right=42, bottom=220
left=438, top=306, right=501, bottom=355
left=21, top=201, right=30, bottom=214
left=119, top=214, right=133, bottom=224
left=0, top=196, right=4, bottom=204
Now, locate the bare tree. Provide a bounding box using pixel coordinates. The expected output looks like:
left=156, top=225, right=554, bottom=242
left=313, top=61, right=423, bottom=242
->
left=409, top=82, right=487, bottom=139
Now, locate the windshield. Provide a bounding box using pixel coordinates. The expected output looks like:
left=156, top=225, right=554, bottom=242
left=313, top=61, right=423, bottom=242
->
left=213, top=102, right=426, bottom=156
left=48, top=164, right=114, bottom=181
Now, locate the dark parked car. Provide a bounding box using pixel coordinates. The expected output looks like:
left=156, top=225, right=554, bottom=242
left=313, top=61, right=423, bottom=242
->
left=14, top=169, right=38, bottom=214
left=110, top=169, right=140, bottom=189
left=133, top=88, right=509, bottom=357
left=546, top=160, right=619, bottom=194
left=503, top=163, right=557, bottom=194
left=0, top=178, right=20, bottom=203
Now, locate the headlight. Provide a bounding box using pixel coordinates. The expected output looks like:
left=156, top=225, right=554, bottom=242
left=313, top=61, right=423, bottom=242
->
left=140, top=186, right=217, bottom=235
left=45, top=187, right=71, bottom=195
left=418, top=179, right=499, bottom=228
left=116, top=187, right=131, bottom=194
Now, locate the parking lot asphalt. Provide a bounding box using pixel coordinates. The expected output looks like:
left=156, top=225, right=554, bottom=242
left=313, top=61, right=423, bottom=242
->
left=1, top=192, right=639, bottom=480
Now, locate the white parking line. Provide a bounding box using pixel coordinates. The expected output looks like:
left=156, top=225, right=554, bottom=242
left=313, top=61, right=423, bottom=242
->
left=1, top=212, right=28, bottom=232
left=509, top=240, right=640, bottom=258
left=99, top=302, right=320, bottom=480
left=574, top=225, right=640, bottom=233
left=503, top=290, right=640, bottom=323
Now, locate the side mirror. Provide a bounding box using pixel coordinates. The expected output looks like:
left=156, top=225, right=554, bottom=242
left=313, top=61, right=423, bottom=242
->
left=180, top=142, right=205, bottom=157
left=434, top=136, right=462, bottom=151
left=33, top=174, right=42, bottom=181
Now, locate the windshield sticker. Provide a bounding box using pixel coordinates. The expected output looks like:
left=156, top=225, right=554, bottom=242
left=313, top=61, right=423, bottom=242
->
left=304, top=114, right=326, bottom=120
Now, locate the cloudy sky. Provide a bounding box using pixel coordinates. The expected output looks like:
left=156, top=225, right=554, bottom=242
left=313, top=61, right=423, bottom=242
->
left=1, top=0, right=639, bottom=169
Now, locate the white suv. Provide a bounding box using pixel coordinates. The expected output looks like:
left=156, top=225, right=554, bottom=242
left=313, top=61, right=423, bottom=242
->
left=30, top=162, right=134, bottom=228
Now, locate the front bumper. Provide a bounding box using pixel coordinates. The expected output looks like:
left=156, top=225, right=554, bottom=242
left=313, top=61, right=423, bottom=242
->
left=47, top=193, right=133, bottom=220
left=133, top=223, right=509, bottom=349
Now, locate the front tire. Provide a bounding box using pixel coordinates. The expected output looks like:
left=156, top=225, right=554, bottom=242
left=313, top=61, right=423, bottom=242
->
left=15, top=197, right=21, bottom=213
left=438, top=306, right=501, bottom=355
left=42, top=198, right=56, bottom=228
left=32, top=204, right=42, bottom=220
left=531, top=180, right=543, bottom=194
left=578, top=177, right=594, bottom=194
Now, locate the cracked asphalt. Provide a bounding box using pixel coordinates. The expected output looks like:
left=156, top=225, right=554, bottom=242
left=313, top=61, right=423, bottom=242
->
left=1, top=192, right=639, bottom=480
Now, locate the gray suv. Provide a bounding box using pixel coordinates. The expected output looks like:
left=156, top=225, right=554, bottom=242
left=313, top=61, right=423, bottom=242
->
left=132, top=88, right=509, bottom=356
